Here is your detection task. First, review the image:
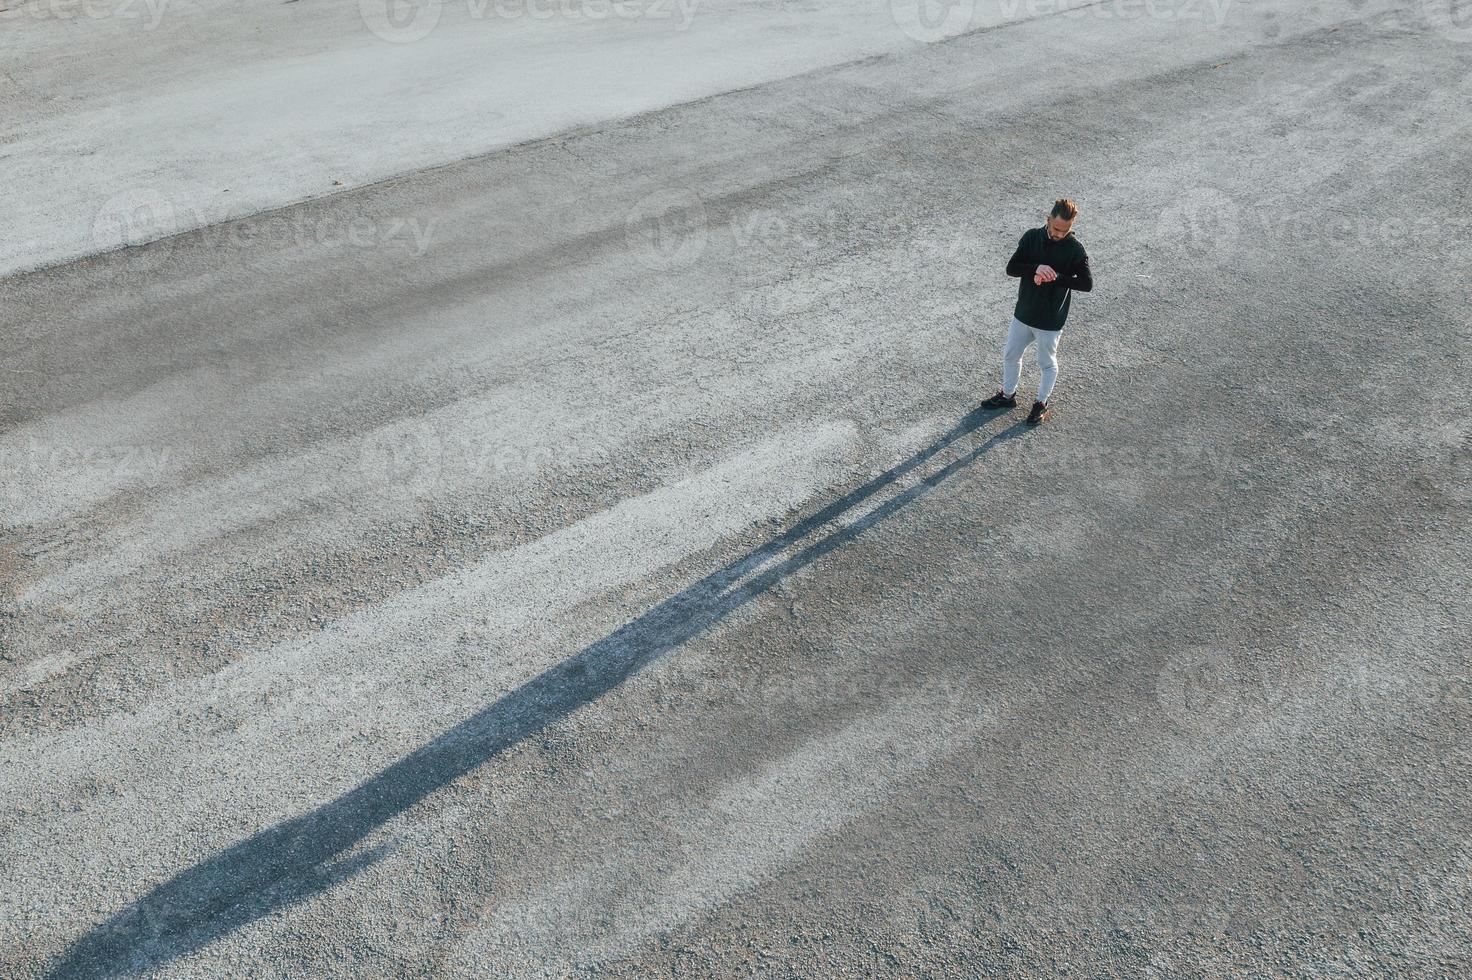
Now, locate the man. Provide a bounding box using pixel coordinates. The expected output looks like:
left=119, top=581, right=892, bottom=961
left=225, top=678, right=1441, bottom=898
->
left=981, top=198, right=1093, bottom=424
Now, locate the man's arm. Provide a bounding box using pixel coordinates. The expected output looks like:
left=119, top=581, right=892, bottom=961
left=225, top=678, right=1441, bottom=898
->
left=1061, top=250, right=1092, bottom=292
left=1005, top=233, right=1035, bottom=279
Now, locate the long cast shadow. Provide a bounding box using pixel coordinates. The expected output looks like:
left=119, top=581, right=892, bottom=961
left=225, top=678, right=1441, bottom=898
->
left=49, top=408, right=1026, bottom=978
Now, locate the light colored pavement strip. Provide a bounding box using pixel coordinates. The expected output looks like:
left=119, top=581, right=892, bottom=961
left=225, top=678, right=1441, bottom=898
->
left=0, top=422, right=864, bottom=796
left=2, top=0, right=1111, bottom=277
left=3, top=0, right=1471, bottom=976
left=6, top=344, right=863, bottom=606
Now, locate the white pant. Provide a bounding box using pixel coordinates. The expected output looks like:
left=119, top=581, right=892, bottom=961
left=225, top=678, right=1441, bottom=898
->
left=1001, top=316, right=1062, bottom=402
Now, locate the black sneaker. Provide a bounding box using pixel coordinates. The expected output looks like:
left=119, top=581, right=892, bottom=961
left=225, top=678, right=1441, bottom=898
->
left=981, top=390, right=1017, bottom=410
left=1026, top=400, right=1051, bottom=425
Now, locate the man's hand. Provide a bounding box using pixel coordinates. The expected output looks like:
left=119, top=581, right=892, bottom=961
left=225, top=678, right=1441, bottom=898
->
left=1033, top=264, right=1058, bottom=285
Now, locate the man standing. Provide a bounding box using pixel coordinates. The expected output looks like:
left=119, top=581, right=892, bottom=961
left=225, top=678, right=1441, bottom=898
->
left=981, top=199, right=1093, bottom=424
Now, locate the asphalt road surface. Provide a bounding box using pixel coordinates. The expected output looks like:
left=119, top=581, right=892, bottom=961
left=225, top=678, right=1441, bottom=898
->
left=3, top=1, right=1471, bottom=977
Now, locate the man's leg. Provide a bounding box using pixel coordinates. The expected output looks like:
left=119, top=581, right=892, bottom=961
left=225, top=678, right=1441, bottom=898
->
left=983, top=317, right=1032, bottom=409
left=1001, top=316, right=1033, bottom=396
left=1033, top=327, right=1062, bottom=402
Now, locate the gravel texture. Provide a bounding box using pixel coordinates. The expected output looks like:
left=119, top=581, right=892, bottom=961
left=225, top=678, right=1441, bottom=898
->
left=2, top=1, right=1470, bottom=977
